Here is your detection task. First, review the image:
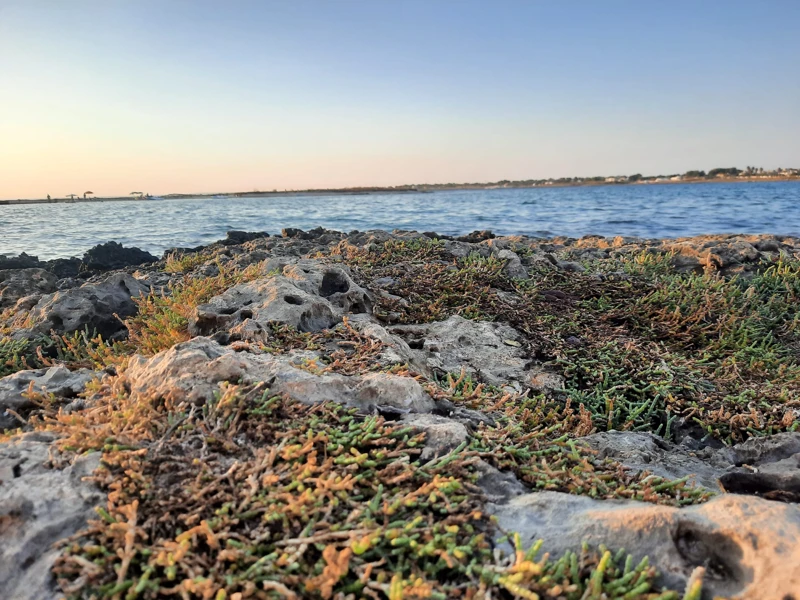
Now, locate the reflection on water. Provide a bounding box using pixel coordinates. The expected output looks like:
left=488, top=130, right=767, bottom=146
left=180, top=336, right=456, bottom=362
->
left=2, top=182, right=799, bottom=259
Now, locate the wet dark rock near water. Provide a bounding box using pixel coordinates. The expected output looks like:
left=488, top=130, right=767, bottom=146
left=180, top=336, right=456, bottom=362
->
left=80, top=241, right=158, bottom=272
left=0, top=241, right=157, bottom=279
left=456, top=229, right=496, bottom=243
left=220, top=230, right=269, bottom=245
left=0, top=252, right=42, bottom=270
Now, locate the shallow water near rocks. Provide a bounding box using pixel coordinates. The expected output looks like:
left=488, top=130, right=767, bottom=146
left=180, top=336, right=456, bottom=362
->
left=2, top=181, right=799, bottom=259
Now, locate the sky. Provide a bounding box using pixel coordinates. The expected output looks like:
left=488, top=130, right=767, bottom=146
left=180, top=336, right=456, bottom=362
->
left=1, top=0, right=799, bottom=200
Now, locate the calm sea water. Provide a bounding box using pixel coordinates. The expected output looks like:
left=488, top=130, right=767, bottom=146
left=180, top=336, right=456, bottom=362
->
left=2, top=181, right=799, bottom=260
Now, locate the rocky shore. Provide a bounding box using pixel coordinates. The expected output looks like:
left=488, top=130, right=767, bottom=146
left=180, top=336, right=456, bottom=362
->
left=2, top=228, right=800, bottom=599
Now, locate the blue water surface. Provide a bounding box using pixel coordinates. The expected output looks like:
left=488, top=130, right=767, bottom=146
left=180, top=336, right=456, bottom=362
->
left=1, top=181, right=799, bottom=260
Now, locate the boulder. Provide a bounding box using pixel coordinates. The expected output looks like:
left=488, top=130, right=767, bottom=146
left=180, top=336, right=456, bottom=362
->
left=80, top=241, right=157, bottom=272
left=20, top=273, right=149, bottom=339
left=0, top=253, right=42, bottom=270
left=190, top=260, right=371, bottom=336
left=0, top=433, right=103, bottom=600
left=221, top=230, right=269, bottom=246
left=0, top=269, right=57, bottom=309
left=490, top=491, right=800, bottom=599
left=0, top=366, right=96, bottom=431
left=191, top=277, right=339, bottom=335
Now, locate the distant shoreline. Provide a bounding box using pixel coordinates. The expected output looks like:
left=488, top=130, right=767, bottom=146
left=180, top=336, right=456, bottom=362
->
left=1, top=176, right=798, bottom=206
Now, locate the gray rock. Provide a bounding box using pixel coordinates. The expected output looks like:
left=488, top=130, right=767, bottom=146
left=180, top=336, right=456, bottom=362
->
left=190, top=260, right=372, bottom=336
left=349, top=317, right=431, bottom=376
left=191, top=276, right=339, bottom=335
left=124, top=337, right=437, bottom=415
left=490, top=491, right=800, bottom=599
left=722, top=431, right=800, bottom=466
left=556, top=260, right=586, bottom=273
left=717, top=433, right=800, bottom=501
left=442, top=240, right=491, bottom=260
left=19, top=273, right=148, bottom=338
left=277, top=259, right=373, bottom=315
left=474, top=460, right=529, bottom=504
left=585, top=430, right=800, bottom=499
left=0, top=366, right=96, bottom=431
left=0, top=433, right=103, bottom=600
left=0, top=269, right=57, bottom=309
left=494, top=249, right=530, bottom=279
left=400, top=414, right=469, bottom=462
left=526, top=367, right=565, bottom=392
left=584, top=431, right=728, bottom=491
left=391, top=315, right=530, bottom=387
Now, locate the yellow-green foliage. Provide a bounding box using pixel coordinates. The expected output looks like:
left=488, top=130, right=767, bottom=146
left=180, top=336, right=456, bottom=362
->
left=127, top=262, right=263, bottom=355
left=163, top=251, right=208, bottom=274
left=337, top=239, right=800, bottom=443
left=48, top=384, right=692, bottom=599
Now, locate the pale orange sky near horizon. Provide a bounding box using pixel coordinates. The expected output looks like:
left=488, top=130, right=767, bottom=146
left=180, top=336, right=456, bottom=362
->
left=1, top=1, right=798, bottom=200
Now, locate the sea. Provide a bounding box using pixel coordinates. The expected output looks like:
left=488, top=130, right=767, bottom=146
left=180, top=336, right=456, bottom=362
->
left=2, top=181, right=799, bottom=260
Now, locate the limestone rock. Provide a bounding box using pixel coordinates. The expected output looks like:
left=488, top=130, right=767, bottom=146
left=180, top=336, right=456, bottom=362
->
left=526, top=367, right=565, bottom=392
left=585, top=430, right=800, bottom=499
left=349, top=317, right=431, bottom=376
left=490, top=491, right=800, bottom=599
left=190, top=260, right=372, bottom=336
left=0, top=269, right=57, bottom=309
left=391, top=315, right=530, bottom=387
left=717, top=432, right=800, bottom=501
left=0, top=366, right=96, bottom=431
left=20, top=273, right=149, bottom=338
left=401, top=414, right=469, bottom=462
left=269, top=258, right=373, bottom=315
left=191, top=276, right=339, bottom=335
left=494, top=249, right=530, bottom=279
left=0, top=433, right=103, bottom=600
left=124, top=337, right=437, bottom=415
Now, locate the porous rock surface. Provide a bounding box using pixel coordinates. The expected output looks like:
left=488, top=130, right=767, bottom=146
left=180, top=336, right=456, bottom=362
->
left=0, top=365, right=96, bottom=431
left=391, top=315, right=530, bottom=387
left=124, top=337, right=437, bottom=415
left=190, top=259, right=372, bottom=336
left=19, top=273, right=148, bottom=339
left=0, top=433, right=103, bottom=600
left=586, top=430, right=800, bottom=499
left=491, top=491, right=800, bottom=599
left=0, top=268, right=58, bottom=309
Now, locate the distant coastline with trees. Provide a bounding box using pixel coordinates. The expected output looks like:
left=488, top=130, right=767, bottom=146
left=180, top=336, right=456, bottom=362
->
left=1, top=166, right=798, bottom=205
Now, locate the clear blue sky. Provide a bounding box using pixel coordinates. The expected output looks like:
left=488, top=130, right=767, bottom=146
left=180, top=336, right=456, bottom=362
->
left=1, top=0, right=798, bottom=198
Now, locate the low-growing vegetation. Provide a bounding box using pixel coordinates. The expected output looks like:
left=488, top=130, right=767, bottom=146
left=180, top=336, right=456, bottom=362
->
left=335, top=238, right=800, bottom=443
left=5, top=234, right=799, bottom=598
left=35, top=382, right=699, bottom=599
